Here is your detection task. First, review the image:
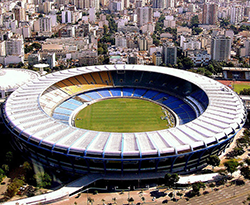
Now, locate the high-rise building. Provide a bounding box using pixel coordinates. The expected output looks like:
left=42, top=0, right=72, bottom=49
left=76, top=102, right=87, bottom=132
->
left=89, top=0, right=99, bottom=10
left=62, top=10, right=73, bottom=24
left=230, top=5, right=243, bottom=25
left=137, top=7, right=152, bottom=27
left=115, top=34, right=127, bottom=48
left=43, top=1, right=52, bottom=14
left=55, top=0, right=70, bottom=6
left=152, top=51, right=162, bottom=66
left=152, top=0, right=163, bottom=9
left=5, top=34, right=24, bottom=56
left=165, top=0, right=175, bottom=8
left=74, top=0, right=90, bottom=9
left=162, top=43, right=177, bottom=65
left=34, top=17, right=52, bottom=33
left=89, top=8, right=96, bottom=23
left=202, top=3, right=218, bottom=25
left=211, top=36, right=231, bottom=61
left=13, top=5, right=26, bottom=22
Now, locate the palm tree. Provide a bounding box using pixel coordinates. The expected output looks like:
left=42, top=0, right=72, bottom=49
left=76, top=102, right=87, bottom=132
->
left=101, top=198, right=105, bottom=204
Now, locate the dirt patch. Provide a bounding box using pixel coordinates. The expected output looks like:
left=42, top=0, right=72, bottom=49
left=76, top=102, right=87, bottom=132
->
left=217, top=80, right=250, bottom=86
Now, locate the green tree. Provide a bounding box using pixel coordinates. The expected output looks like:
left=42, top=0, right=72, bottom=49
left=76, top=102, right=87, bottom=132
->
left=182, top=57, right=194, bottom=69
left=97, top=47, right=104, bottom=55
left=5, top=151, right=13, bottom=164
left=240, top=166, right=250, bottom=179
left=192, top=181, right=205, bottom=195
left=224, top=159, right=239, bottom=175
left=164, top=173, right=180, bottom=187
left=197, top=67, right=212, bottom=77
left=230, top=25, right=239, bottom=34
left=5, top=178, right=24, bottom=198
left=34, top=172, right=52, bottom=188
left=192, top=27, right=203, bottom=35
left=103, top=24, right=108, bottom=35
left=0, top=169, right=5, bottom=183
left=190, top=15, right=199, bottom=28
left=1, top=164, right=9, bottom=174
left=31, top=42, right=42, bottom=49
left=207, top=155, right=220, bottom=169
left=232, top=147, right=245, bottom=157
left=220, top=18, right=230, bottom=28
left=240, top=88, right=250, bottom=95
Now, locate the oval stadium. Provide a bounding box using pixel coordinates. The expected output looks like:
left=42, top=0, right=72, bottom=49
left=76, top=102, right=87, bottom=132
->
left=1, top=65, right=247, bottom=176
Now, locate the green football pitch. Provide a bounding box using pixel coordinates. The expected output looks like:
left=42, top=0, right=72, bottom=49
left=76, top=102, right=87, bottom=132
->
left=74, top=98, right=172, bottom=132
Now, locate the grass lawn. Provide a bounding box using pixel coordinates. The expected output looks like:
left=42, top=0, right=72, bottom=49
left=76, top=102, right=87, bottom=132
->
left=233, top=83, right=250, bottom=94
left=75, top=98, right=171, bottom=132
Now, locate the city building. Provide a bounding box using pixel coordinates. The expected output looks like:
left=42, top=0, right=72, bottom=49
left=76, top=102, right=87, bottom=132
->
left=231, top=5, right=243, bottom=25
left=115, top=33, right=127, bottom=48
left=34, top=17, right=52, bottom=33
left=13, top=5, right=26, bottom=22
left=152, top=51, right=162, bottom=66
left=137, top=7, right=153, bottom=27
left=162, top=43, right=177, bottom=65
left=211, top=36, right=231, bottom=61
left=62, top=10, right=73, bottom=24
left=202, top=3, right=218, bottom=25
left=187, top=50, right=211, bottom=66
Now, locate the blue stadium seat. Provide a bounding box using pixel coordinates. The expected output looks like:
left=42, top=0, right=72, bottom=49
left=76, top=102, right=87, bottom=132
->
left=67, top=98, right=83, bottom=106
left=53, top=113, right=70, bottom=121
left=54, top=107, right=72, bottom=115
left=109, top=88, right=122, bottom=97
left=60, top=102, right=79, bottom=110
left=143, top=90, right=159, bottom=99
left=122, top=88, right=134, bottom=96
left=84, top=91, right=102, bottom=100
left=133, top=88, right=147, bottom=97
left=152, top=93, right=169, bottom=101
left=98, top=90, right=111, bottom=97
left=78, top=94, right=92, bottom=101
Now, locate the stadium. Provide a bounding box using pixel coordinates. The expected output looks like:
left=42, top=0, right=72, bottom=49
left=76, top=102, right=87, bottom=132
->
left=1, top=65, right=247, bottom=177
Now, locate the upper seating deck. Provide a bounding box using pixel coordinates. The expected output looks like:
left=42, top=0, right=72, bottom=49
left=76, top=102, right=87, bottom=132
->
left=53, top=72, right=113, bottom=96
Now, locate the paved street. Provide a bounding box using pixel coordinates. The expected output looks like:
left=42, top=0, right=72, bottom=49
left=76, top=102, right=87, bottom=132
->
left=52, top=180, right=250, bottom=205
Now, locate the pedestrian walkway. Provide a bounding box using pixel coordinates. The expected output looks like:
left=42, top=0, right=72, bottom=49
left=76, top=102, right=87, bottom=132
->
left=3, top=174, right=103, bottom=205
left=51, top=181, right=250, bottom=205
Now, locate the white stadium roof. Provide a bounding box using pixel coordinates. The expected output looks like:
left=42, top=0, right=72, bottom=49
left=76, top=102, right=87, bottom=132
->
left=3, top=65, right=246, bottom=158
left=0, top=68, right=39, bottom=92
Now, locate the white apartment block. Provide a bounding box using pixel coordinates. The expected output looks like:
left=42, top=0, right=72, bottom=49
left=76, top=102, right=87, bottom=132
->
left=183, top=41, right=201, bottom=51
left=34, top=17, right=52, bottom=33
left=5, top=35, right=24, bottom=56
left=0, top=41, right=6, bottom=56
left=62, top=10, right=73, bottom=24
left=115, top=34, right=127, bottom=48
left=230, top=5, right=243, bottom=25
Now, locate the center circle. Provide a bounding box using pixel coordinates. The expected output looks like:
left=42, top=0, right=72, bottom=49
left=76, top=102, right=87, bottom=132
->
left=74, top=98, right=176, bottom=132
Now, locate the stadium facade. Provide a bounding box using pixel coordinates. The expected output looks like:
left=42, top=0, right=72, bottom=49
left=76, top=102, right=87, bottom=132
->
left=1, top=65, right=247, bottom=176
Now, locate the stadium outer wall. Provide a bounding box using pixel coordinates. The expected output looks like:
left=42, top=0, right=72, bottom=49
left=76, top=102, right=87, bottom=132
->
left=1, top=65, right=247, bottom=178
